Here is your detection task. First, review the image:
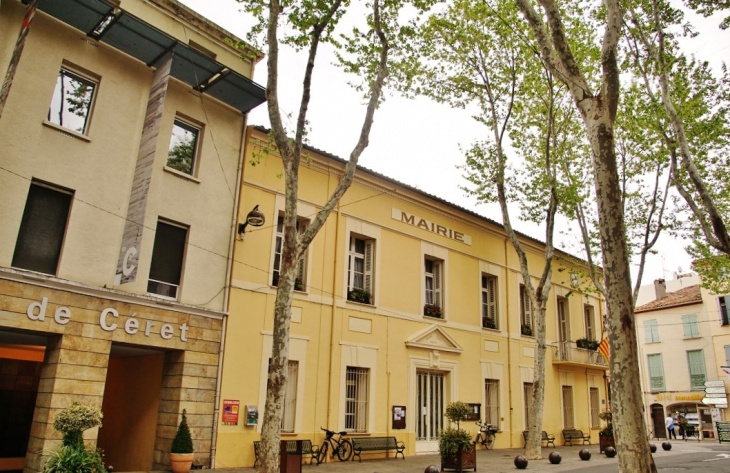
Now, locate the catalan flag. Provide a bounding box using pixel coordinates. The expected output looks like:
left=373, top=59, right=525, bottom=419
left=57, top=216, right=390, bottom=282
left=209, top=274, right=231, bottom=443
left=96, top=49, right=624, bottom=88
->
left=598, top=338, right=610, bottom=363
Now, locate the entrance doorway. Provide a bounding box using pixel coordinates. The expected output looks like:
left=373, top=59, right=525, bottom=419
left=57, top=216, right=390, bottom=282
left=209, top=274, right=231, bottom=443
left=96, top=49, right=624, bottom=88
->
left=416, top=371, right=446, bottom=453
left=650, top=403, right=666, bottom=439
left=0, top=330, right=47, bottom=473
left=96, top=343, right=165, bottom=472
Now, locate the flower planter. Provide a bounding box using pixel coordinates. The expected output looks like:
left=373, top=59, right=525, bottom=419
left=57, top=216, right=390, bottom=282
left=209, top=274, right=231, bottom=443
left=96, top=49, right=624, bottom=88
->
left=599, top=433, right=615, bottom=454
left=441, top=445, right=476, bottom=472
left=170, top=453, right=194, bottom=473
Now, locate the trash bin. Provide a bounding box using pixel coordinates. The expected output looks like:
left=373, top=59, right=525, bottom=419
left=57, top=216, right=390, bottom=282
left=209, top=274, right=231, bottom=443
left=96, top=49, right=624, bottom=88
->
left=280, top=439, right=303, bottom=473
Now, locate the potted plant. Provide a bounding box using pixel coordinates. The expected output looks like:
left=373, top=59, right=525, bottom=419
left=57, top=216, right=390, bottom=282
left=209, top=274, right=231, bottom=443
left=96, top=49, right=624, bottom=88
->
left=424, top=303, right=442, bottom=318
left=170, top=409, right=195, bottom=473
left=42, top=402, right=106, bottom=473
left=439, top=401, right=476, bottom=472
left=347, top=288, right=371, bottom=304
left=482, top=316, right=497, bottom=329
left=520, top=324, right=533, bottom=336
left=598, top=410, right=615, bottom=453
left=576, top=338, right=599, bottom=350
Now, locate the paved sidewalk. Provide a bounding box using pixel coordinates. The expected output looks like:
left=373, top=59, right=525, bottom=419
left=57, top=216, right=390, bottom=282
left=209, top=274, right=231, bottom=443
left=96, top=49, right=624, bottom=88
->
left=207, top=440, right=716, bottom=472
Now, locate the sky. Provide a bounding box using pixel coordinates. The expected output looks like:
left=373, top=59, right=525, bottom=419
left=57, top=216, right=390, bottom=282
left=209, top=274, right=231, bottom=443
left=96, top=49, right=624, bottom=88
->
left=179, top=0, right=730, bottom=286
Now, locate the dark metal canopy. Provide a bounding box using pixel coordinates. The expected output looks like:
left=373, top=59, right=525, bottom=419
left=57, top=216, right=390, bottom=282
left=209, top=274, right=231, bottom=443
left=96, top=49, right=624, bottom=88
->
left=25, top=0, right=266, bottom=114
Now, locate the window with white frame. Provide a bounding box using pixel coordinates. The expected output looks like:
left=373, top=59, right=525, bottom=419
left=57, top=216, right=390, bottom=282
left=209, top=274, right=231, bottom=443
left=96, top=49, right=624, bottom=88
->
left=47, top=66, right=97, bottom=135
left=166, top=118, right=201, bottom=175
left=720, top=296, right=730, bottom=325
left=562, top=385, right=575, bottom=429
left=345, top=366, right=369, bottom=433
left=557, top=297, right=570, bottom=343
left=347, top=235, right=374, bottom=304
left=647, top=353, right=665, bottom=391
left=147, top=219, right=187, bottom=299
left=523, top=382, right=533, bottom=429
left=644, top=319, right=660, bottom=343
left=424, top=257, right=444, bottom=318
left=272, top=214, right=308, bottom=291
left=484, top=379, right=500, bottom=429
left=682, top=314, right=700, bottom=339
left=267, top=359, right=298, bottom=432
left=584, top=305, right=595, bottom=340
left=12, top=180, right=73, bottom=275
left=687, top=350, right=707, bottom=390
left=520, top=285, right=534, bottom=336
left=482, top=274, right=498, bottom=329
left=589, top=387, right=600, bottom=429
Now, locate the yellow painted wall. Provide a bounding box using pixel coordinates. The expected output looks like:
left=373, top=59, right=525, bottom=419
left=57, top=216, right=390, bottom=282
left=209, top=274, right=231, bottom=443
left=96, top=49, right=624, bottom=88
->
left=216, top=127, right=609, bottom=468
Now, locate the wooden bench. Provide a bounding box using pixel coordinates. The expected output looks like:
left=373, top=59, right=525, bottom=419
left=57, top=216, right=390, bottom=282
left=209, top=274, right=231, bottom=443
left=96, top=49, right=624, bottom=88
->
left=562, top=429, right=591, bottom=446
left=351, top=436, right=405, bottom=462
left=253, top=439, right=320, bottom=467
left=522, top=430, right=556, bottom=448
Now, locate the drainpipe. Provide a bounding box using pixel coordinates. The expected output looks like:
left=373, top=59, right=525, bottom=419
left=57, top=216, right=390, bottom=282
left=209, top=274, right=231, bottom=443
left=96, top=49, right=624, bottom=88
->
left=325, top=187, right=342, bottom=431
left=210, top=118, right=249, bottom=468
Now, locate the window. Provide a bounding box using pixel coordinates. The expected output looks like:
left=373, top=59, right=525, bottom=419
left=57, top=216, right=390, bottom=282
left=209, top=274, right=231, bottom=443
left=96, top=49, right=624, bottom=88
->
left=520, top=285, right=534, bottom=336
left=272, top=214, right=308, bottom=291
left=347, top=235, right=374, bottom=304
left=523, top=382, right=533, bottom=429
left=584, top=305, right=595, bottom=340
left=282, top=361, right=299, bottom=432
left=687, top=350, right=707, bottom=390
left=557, top=297, right=570, bottom=343
left=720, top=296, right=730, bottom=326
left=12, top=181, right=73, bottom=275
left=166, top=118, right=200, bottom=175
left=481, top=275, right=498, bottom=329
left=647, top=354, right=665, bottom=391
left=644, top=319, right=659, bottom=343
left=562, top=386, right=574, bottom=429
left=725, top=345, right=730, bottom=365
left=589, top=387, right=600, bottom=429
left=147, top=219, right=187, bottom=299
left=424, top=257, right=444, bottom=318
left=47, top=66, right=97, bottom=135
left=682, top=314, right=700, bottom=339
left=268, top=359, right=298, bottom=432
left=345, top=367, right=369, bottom=433
left=484, top=379, right=500, bottom=429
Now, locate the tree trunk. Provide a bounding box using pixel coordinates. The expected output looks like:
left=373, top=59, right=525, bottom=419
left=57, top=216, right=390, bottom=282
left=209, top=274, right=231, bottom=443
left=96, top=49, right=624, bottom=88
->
left=0, top=0, right=37, bottom=120
left=525, top=302, right=548, bottom=459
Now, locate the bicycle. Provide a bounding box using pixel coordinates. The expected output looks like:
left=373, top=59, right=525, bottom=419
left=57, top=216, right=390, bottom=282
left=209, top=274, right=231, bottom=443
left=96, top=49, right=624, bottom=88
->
left=474, top=421, right=498, bottom=450
left=316, top=427, right=353, bottom=462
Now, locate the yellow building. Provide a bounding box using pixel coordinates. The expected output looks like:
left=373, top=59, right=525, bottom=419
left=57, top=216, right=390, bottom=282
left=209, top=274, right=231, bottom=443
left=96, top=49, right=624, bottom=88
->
left=0, top=1, right=264, bottom=471
left=215, top=126, right=609, bottom=468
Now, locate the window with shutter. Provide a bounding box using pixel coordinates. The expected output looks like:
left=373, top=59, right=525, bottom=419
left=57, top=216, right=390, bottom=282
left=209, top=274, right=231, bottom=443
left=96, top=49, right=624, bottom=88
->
left=647, top=354, right=665, bottom=391
left=484, top=379, right=500, bottom=428
left=682, top=314, right=700, bottom=339
left=424, top=257, right=444, bottom=318
left=272, top=214, right=308, bottom=291
left=482, top=275, right=498, bottom=329
left=520, top=285, right=534, bottom=336
left=721, top=296, right=730, bottom=325
left=347, top=234, right=374, bottom=304
left=589, top=387, right=600, bottom=428
left=557, top=297, right=570, bottom=343
left=523, top=382, right=534, bottom=429
left=584, top=305, right=595, bottom=340
left=562, top=385, right=575, bottom=429
left=687, top=350, right=706, bottom=389
left=644, top=319, right=659, bottom=343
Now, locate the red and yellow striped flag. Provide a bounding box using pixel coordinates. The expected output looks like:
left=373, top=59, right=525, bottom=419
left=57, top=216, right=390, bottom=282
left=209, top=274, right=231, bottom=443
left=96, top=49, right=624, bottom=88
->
left=598, top=338, right=610, bottom=362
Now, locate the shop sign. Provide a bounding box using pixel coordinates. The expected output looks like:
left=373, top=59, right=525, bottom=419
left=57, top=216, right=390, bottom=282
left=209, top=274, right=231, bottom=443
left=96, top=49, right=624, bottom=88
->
left=675, top=394, right=704, bottom=401
left=25, top=297, right=188, bottom=342
left=392, top=208, right=472, bottom=245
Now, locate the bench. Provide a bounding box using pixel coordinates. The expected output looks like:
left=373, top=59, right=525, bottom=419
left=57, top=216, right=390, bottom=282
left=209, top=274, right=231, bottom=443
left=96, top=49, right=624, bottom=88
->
left=522, top=430, right=556, bottom=448
left=253, top=439, right=320, bottom=467
left=351, top=436, right=405, bottom=462
left=562, top=429, right=591, bottom=446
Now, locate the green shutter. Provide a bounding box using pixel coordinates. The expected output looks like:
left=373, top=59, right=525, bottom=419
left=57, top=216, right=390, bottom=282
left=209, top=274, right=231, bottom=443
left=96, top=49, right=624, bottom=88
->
left=687, top=350, right=706, bottom=389
left=647, top=354, right=665, bottom=391
left=644, top=320, right=659, bottom=343
left=682, top=314, right=700, bottom=338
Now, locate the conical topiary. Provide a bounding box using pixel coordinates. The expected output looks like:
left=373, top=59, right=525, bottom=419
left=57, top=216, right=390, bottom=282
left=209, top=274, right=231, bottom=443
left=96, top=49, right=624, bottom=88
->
left=171, top=409, right=194, bottom=454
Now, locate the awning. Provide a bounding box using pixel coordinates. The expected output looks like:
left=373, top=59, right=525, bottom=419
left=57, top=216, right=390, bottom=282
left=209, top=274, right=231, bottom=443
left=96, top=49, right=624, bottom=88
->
left=24, top=0, right=266, bottom=114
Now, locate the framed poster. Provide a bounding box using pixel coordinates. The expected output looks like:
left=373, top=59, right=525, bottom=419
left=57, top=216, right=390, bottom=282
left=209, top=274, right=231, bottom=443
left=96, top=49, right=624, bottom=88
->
left=392, top=405, right=406, bottom=429
left=222, top=399, right=240, bottom=425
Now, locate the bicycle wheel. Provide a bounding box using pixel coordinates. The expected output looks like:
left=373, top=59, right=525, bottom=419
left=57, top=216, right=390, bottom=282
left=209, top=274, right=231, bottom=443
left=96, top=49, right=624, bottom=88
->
left=485, top=434, right=495, bottom=450
left=317, top=443, right=328, bottom=464
left=336, top=440, right=353, bottom=461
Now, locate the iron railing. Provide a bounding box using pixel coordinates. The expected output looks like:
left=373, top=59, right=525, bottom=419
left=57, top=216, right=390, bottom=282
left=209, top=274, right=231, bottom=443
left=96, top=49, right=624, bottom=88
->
left=554, top=341, right=608, bottom=367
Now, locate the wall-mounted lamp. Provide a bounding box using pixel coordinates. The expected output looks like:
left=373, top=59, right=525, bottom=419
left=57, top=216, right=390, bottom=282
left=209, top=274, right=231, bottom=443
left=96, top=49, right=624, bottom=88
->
left=238, top=205, right=265, bottom=240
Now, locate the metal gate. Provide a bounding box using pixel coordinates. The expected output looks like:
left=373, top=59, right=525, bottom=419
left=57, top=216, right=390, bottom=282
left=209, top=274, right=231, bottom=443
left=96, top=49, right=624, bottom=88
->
left=416, top=371, right=445, bottom=452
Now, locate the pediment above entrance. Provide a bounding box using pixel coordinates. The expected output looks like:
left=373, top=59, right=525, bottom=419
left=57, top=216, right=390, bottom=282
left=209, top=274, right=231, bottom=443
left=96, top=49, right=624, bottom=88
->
left=405, top=325, right=463, bottom=353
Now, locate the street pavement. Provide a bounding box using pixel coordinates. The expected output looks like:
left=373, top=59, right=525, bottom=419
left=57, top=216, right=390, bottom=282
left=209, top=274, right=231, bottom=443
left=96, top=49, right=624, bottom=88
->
left=205, top=439, right=730, bottom=472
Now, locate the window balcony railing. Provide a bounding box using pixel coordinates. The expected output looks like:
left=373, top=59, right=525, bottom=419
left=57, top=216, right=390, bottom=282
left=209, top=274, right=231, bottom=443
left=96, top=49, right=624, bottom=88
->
left=554, top=341, right=608, bottom=367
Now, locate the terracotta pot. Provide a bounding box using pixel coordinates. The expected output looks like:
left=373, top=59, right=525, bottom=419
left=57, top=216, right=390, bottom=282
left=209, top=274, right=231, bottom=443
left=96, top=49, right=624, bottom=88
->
left=170, top=453, right=194, bottom=473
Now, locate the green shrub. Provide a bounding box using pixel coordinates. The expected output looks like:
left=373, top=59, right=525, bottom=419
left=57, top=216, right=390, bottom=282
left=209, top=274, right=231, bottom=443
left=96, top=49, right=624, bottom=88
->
left=43, top=403, right=105, bottom=473
left=171, top=409, right=194, bottom=454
